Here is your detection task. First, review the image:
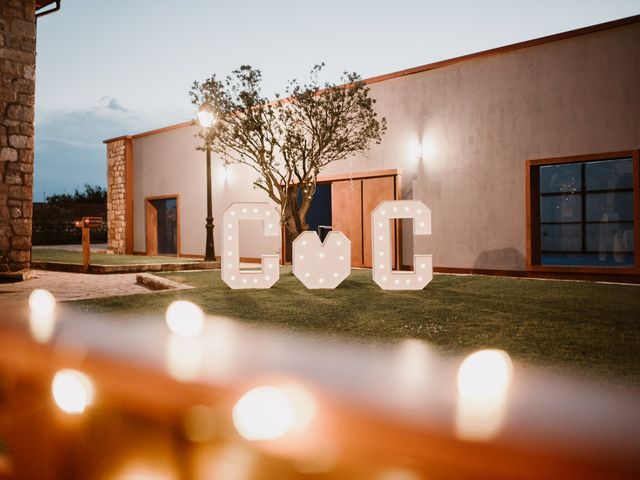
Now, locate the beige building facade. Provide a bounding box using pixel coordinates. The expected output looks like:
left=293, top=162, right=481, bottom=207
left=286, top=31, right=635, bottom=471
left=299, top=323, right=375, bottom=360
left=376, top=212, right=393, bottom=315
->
left=105, top=16, right=640, bottom=282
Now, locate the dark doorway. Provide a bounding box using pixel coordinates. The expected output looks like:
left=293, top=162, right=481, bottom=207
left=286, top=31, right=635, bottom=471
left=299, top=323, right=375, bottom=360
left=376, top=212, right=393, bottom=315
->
left=284, top=184, right=332, bottom=262
left=303, top=183, right=332, bottom=236
left=146, top=196, right=178, bottom=256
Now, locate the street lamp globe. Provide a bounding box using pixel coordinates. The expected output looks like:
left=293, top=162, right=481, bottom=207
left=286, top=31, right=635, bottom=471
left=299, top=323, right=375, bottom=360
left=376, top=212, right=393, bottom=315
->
left=197, top=104, right=216, bottom=128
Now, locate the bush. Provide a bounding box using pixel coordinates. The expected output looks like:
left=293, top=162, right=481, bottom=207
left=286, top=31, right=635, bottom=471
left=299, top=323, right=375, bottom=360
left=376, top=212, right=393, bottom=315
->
left=32, top=203, right=106, bottom=245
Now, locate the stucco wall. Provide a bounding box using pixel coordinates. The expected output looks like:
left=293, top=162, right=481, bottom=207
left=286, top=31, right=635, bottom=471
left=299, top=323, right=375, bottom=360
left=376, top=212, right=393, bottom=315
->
left=128, top=20, right=640, bottom=270
left=322, top=21, right=640, bottom=269
left=132, top=127, right=279, bottom=258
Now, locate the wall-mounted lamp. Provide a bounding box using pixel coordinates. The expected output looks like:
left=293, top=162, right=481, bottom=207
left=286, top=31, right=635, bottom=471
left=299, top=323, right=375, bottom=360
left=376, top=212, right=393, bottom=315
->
left=414, top=135, right=437, bottom=163
left=413, top=140, right=424, bottom=161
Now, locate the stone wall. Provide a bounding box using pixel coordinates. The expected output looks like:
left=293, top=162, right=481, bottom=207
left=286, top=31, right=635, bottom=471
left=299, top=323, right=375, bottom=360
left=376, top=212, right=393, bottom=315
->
left=106, top=139, right=127, bottom=254
left=0, top=0, right=36, bottom=271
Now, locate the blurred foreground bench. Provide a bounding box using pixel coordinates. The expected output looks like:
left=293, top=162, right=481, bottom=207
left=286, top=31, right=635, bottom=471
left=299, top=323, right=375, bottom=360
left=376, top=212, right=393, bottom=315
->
left=0, top=298, right=639, bottom=479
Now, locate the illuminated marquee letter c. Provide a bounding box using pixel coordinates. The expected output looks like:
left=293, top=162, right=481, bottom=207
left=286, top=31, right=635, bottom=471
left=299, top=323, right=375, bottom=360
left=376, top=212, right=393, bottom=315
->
left=371, top=200, right=432, bottom=290
left=221, top=203, right=280, bottom=289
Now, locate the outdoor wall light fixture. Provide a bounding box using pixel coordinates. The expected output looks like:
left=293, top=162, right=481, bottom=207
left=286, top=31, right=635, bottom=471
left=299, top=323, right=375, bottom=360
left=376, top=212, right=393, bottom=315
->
left=197, top=103, right=217, bottom=261
left=413, top=140, right=423, bottom=161
left=414, top=135, right=438, bottom=162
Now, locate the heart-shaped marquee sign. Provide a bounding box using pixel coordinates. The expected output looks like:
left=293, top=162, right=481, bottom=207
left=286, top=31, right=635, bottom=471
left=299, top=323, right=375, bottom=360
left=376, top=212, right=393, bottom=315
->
left=291, top=231, right=351, bottom=289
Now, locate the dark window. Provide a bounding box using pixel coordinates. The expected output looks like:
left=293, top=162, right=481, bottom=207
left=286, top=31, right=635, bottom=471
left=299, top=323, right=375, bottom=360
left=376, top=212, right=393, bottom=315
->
left=538, top=157, right=634, bottom=267
left=151, top=198, right=178, bottom=255
left=298, top=183, right=332, bottom=235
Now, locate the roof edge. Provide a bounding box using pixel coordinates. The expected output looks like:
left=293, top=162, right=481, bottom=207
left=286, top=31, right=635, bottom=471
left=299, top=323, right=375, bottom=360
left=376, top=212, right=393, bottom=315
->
left=103, top=134, right=132, bottom=144
left=103, top=13, right=640, bottom=144
left=103, top=121, right=194, bottom=144
left=364, top=13, right=640, bottom=86
left=132, top=121, right=194, bottom=140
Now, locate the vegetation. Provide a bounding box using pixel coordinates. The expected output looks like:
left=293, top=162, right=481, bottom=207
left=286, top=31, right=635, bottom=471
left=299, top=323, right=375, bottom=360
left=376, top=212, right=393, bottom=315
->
left=189, top=64, right=386, bottom=239
left=46, top=183, right=107, bottom=205
left=33, top=184, right=108, bottom=245
left=69, top=269, right=640, bottom=386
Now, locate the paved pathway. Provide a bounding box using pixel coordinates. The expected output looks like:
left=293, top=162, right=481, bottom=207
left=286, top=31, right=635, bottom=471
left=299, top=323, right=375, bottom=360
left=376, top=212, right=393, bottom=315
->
left=1, top=262, right=255, bottom=310
left=0, top=270, right=157, bottom=309
left=32, top=243, right=108, bottom=252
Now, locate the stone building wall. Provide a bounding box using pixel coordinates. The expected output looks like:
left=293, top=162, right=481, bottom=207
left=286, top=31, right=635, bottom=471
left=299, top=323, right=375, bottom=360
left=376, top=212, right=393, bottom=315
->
left=0, top=0, right=36, bottom=271
left=106, top=139, right=127, bottom=254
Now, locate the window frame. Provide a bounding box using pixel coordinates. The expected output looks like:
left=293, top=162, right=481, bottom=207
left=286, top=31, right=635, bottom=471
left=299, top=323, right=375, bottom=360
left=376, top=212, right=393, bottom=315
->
left=526, top=150, right=640, bottom=275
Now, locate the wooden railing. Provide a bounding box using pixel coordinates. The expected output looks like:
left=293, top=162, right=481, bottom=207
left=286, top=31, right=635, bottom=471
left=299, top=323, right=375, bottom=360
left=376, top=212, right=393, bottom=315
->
left=1, top=301, right=639, bottom=479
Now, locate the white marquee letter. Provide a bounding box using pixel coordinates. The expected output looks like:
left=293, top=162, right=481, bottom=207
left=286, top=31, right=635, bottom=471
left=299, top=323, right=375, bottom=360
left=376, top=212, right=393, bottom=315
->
left=222, top=203, right=280, bottom=289
left=372, top=200, right=432, bottom=290
left=292, top=231, right=351, bottom=289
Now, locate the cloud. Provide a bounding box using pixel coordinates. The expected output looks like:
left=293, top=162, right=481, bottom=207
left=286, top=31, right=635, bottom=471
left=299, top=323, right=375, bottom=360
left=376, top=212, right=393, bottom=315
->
left=33, top=96, right=191, bottom=201
left=33, top=99, right=139, bottom=200
left=107, top=97, right=128, bottom=112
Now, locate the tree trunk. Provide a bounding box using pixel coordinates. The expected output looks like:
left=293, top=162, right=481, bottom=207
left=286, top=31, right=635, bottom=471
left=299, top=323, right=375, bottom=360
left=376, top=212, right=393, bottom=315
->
left=283, top=185, right=311, bottom=241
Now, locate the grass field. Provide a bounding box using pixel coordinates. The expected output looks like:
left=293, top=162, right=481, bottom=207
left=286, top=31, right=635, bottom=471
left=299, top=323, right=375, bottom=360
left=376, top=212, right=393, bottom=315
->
left=32, top=249, right=199, bottom=265
left=68, top=268, right=640, bottom=386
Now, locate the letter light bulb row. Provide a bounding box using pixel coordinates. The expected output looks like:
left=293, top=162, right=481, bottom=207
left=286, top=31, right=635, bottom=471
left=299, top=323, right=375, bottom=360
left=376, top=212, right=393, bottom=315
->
left=220, top=200, right=433, bottom=291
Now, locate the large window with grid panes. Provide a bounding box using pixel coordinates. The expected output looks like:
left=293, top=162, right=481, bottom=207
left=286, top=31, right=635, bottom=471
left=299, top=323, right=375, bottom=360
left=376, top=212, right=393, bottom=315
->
left=527, top=152, right=639, bottom=271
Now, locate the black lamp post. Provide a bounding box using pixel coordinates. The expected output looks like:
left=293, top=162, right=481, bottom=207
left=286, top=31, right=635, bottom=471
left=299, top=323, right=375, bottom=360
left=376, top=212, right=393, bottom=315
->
left=197, top=104, right=216, bottom=261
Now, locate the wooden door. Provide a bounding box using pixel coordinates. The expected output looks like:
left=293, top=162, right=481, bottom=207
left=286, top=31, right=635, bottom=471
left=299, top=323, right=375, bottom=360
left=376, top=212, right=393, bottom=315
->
left=332, top=180, right=363, bottom=267
left=362, top=176, right=397, bottom=268
left=331, top=175, right=399, bottom=268
left=145, top=201, right=158, bottom=256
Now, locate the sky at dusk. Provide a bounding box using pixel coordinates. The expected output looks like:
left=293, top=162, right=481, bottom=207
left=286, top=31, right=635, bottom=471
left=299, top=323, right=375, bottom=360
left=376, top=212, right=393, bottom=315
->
left=33, top=0, right=640, bottom=201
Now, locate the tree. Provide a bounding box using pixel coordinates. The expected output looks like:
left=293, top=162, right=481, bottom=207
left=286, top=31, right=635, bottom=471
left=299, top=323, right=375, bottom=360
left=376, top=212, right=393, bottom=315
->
left=189, top=64, right=386, bottom=239
left=46, top=183, right=107, bottom=205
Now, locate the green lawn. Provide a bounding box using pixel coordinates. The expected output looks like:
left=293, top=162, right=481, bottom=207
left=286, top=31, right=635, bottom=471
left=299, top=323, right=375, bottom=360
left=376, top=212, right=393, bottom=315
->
left=69, top=269, right=640, bottom=386
left=32, top=249, right=199, bottom=265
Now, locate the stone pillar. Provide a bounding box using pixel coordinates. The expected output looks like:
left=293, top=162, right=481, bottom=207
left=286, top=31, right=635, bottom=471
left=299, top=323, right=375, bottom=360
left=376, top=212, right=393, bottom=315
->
left=0, top=0, right=36, bottom=272
left=106, top=138, right=128, bottom=254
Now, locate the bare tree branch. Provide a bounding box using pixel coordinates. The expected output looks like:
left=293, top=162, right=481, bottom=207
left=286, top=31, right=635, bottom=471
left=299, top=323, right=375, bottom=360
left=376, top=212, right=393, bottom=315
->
left=190, top=64, right=387, bottom=240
